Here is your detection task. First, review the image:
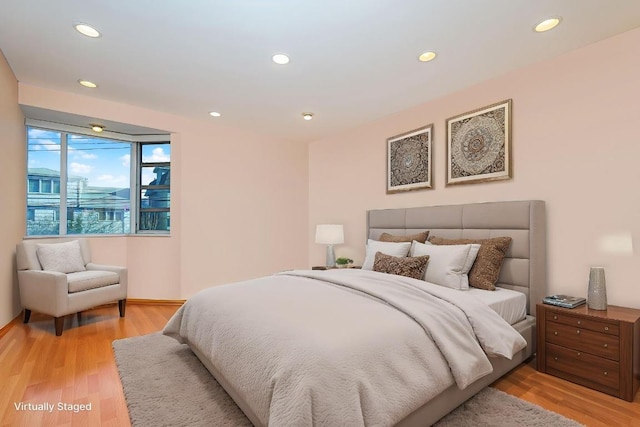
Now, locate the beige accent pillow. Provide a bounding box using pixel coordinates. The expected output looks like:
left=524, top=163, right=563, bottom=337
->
left=379, top=231, right=429, bottom=244
left=428, top=236, right=512, bottom=290
left=36, top=240, right=87, bottom=274
left=410, top=241, right=481, bottom=290
left=362, top=239, right=412, bottom=270
left=373, top=252, right=430, bottom=280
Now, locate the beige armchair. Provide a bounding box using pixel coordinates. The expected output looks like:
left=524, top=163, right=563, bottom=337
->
left=16, top=239, right=127, bottom=336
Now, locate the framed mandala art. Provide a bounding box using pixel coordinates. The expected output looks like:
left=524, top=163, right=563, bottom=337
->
left=446, top=99, right=512, bottom=185
left=386, top=124, right=432, bottom=193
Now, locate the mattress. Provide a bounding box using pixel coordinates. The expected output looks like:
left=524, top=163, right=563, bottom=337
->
left=466, top=286, right=527, bottom=325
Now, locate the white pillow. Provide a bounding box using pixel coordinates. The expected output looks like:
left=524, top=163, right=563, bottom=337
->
left=410, top=241, right=480, bottom=290
left=362, top=239, right=412, bottom=270
left=36, top=240, right=86, bottom=274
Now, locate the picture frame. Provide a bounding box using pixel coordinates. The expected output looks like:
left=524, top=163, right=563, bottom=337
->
left=446, top=99, right=512, bottom=185
left=386, top=124, right=433, bottom=193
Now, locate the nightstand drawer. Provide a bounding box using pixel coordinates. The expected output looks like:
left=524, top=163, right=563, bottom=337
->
left=547, top=311, right=619, bottom=336
left=547, top=343, right=620, bottom=391
left=537, top=303, right=640, bottom=401
left=546, top=322, right=620, bottom=360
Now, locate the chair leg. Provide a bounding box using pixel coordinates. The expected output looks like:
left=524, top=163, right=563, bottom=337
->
left=23, top=309, right=31, bottom=324
left=118, top=299, right=126, bottom=317
left=54, top=317, right=64, bottom=336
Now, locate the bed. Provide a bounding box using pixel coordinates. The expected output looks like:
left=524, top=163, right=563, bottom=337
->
left=164, top=200, right=546, bottom=426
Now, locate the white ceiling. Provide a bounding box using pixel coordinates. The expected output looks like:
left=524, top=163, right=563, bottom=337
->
left=1, top=1, right=640, bottom=142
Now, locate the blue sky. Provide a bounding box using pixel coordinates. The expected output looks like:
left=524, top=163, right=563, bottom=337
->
left=27, top=128, right=170, bottom=188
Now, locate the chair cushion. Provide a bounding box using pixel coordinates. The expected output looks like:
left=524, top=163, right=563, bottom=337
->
left=67, top=270, right=119, bottom=293
left=36, top=240, right=86, bottom=273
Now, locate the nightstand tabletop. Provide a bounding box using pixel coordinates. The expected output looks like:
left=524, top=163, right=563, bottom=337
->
left=538, top=303, right=640, bottom=323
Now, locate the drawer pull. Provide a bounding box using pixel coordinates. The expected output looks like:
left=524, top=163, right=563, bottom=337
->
left=603, top=344, right=608, bottom=348
left=604, top=326, right=609, bottom=331
left=553, top=315, right=558, bottom=320
left=603, top=371, right=608, bottom=376
left=577, top=320, right=581, bottom=325
left=576, top=352, right=581, bottom=356
left=576, top=330, right=580, bottom=335
left=554, top=356, right=558, bottom=361
left=554, top=331, right=558, bottom=336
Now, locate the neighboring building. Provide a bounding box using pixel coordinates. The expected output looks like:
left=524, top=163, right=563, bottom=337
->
left=27, top=168, right=130, bottom=235
left=141, top=166, right=170, bottom=231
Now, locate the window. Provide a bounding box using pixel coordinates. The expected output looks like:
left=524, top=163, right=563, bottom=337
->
left=26, top=125, right=170, bottom=236
left=139, top=143, right=171, bottom=232
left=41, top=180, right=52, bottom=193
left=27, top=129, right=61, bottom=235
left=28, top=179, right=40, bottom=193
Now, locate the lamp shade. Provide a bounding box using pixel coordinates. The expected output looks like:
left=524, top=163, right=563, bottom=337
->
left=597, top=232, right=634, bottom=256
left=315, top=224, right=344, bottom=245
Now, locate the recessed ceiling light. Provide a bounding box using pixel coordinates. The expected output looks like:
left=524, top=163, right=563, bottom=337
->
left=302, top=112, right=313, bottom=121
left=209, top=111, right=221, bottom=117
left=78, top=79, right=98, bottom=88
left=91, top=124, right=104, bottom=132
left=74, top=23, right=101, bottom=38
left=418, top=51, right=437, bottom=62
left=534, top=17, right=562, bottom=33
left=272, top=53, right=290, bottom=65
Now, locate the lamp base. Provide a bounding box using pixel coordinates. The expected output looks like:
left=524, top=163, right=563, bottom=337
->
left=325, top=245, right=336, bottom=268
left=587, top=266, right=607, bottom=310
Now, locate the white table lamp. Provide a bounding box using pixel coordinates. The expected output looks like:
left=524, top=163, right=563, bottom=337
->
left=315, top=224, right=344, bottom=267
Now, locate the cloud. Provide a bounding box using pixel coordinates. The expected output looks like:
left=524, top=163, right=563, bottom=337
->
left=141, top=170, right=156, bottom=185
left=143, top=147, right=170, bottom=163
left=28, top=128, right=60, bottom=151
left=30, top=140, right=60, bottom=151
left=42, top=143, right=61, bottom=151
left=69, top=162, right=93, bottom=174
left=79, top=152, right=98, bottom=160
left=121, top=154, right=131, bottom=167
left=97, top=174, right=129, bottom=186
left=69, top=149, right=97, bottom=160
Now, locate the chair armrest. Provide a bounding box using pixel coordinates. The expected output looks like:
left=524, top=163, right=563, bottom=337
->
left=86, top=263, right=128, bottom=294
left=17, top=270, right=69, bottom=317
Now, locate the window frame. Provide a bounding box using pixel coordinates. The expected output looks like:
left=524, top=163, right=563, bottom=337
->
left=25, top=119, right=170, bottom=237
left=137, top=142, right=171, bottom=234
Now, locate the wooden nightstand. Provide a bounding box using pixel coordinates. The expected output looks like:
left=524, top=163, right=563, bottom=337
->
left=537, top=303, right=640, bottom=401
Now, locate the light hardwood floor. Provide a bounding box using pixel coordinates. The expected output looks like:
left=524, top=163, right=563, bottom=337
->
left=1, top=303, right=639, bottom=426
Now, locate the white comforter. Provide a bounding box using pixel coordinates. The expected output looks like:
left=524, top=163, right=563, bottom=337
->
left=163, top=269, right=526, bottom=427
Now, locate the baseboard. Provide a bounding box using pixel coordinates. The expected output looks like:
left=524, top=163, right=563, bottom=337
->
left=0, top=300, right=185, bottom=337
left=127, top=298, right=186, bottom=306
left=0, top=313, right=23, bottom=340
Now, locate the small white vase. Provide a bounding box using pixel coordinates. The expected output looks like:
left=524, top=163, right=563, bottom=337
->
left=587, top=266, right=607, bottom=310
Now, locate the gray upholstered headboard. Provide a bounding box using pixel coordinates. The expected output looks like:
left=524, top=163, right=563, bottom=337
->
left=367, top=200, right=546, bottom=315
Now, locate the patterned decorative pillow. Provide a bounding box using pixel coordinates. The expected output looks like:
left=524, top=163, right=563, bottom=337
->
left=36, top=240, right=86, bottom=274
left=379, top=231, right=429, bottom=244
left=373, top=252, right=430, bottom=280
left=428, top=236, right=512, bottom=290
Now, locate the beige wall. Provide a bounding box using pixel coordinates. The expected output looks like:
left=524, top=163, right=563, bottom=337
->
left=0, top=52, right=26, bottom=327
left=13, top=84, right=308, bottom=309
left=309, top=28, right=640, bottom=308
left=4, top=26, right=639, bottom=329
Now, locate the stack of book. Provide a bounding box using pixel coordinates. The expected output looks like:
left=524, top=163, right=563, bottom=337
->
left=543, top=294, right=586, bottom=309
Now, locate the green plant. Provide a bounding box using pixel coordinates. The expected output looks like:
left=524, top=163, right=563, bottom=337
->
left=335, top=257, right=353, bottom=265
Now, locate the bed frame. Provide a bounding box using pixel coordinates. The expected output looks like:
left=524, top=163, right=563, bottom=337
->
left=367, top=200, right=546, bottom=426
